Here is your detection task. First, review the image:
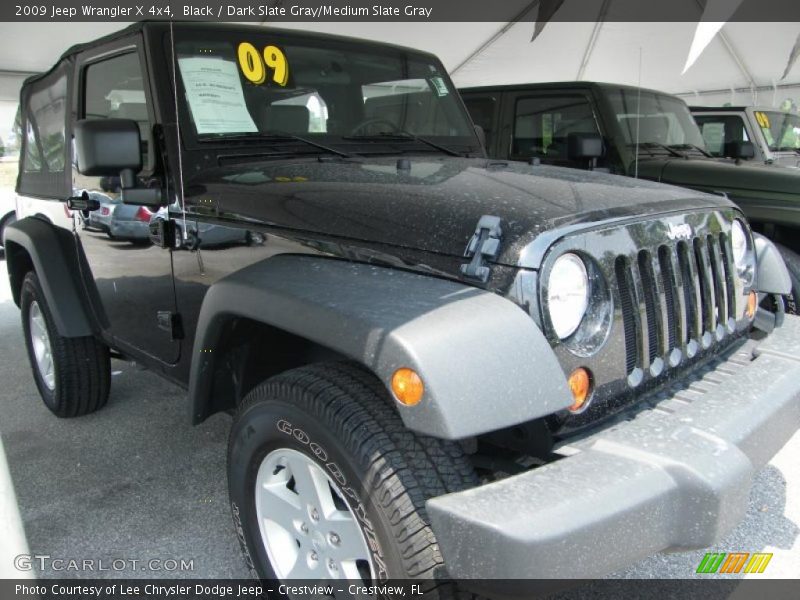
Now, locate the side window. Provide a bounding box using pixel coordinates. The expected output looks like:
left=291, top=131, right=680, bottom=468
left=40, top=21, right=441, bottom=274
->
left=463, top=96, right=496, bottom=150
left=84, top=52, right=151, bottom=170
left=695, top=116, right=749, bottom=156
left=17, top=65, right=70, bottom=199
left=512, top=95, right=599, bottom=161
left=23, top=74, right=67, bottom=173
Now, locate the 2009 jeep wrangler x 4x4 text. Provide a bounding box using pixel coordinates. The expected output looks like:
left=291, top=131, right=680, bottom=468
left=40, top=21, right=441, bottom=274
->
left=5, top=23, right=800, bottom=593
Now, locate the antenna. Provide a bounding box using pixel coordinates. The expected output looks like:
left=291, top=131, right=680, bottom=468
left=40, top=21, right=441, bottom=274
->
left=634, top=46, right=642, bottom=179
left=169, top=21, right=188, bottom=242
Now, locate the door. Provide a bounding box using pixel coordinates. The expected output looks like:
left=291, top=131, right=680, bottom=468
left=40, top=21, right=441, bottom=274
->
left=72, top=40, right=180, bottom=364
left=500, top=91, right=606, bottom=169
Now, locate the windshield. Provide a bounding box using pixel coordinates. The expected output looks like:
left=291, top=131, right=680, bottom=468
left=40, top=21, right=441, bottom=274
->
left=754, top=110, right=800, bottom=152
left=608, top=89, right=706, bottom=150
left=172, top=30, right=477, bottom=153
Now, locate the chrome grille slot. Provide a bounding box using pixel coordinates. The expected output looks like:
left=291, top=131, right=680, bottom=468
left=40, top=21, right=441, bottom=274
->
left=615, top=256, right=638, bottom=374
left=657, top=246, right=678, bottom=353
left=637, top=251, right=660, bottom=365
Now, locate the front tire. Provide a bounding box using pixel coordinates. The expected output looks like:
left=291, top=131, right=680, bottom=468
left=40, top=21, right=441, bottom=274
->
left=227, top=362, right=478, bottom=586
left=776, top=243, right=800, bottom=314
left=20, top=271, right=111, bottom=417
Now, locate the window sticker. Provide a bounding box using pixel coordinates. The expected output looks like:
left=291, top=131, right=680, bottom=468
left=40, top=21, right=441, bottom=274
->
left=755, top=111, right=771, bottom=129
left=429, top=76, right=449, bottom=97
left=177, top=56, right=257, bottom=134
left=237, top=42, right=289, bottom=86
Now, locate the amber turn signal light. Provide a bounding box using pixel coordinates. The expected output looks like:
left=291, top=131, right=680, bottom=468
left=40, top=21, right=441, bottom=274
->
left=746, top=290, right=757, bottom=320
left=391, top=368, right=424, bottom=406
left=568, top=367, right=592, bottom=413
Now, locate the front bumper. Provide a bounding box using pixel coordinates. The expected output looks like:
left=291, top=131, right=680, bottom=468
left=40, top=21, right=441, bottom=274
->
left=427, top=315, right=800, bottom=585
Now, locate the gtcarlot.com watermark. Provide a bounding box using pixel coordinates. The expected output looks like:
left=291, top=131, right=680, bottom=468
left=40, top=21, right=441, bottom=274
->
left=14, top=554, right=194, bottom=573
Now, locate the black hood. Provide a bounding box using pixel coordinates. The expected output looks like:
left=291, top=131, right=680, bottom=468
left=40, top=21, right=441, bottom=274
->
left=185, top=156, right=735, bottom=268
left=637, top=156, right=800, bottom=198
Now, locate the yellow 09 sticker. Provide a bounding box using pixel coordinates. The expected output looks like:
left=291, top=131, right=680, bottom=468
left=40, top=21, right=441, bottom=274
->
left=237, top=42, right=289, bottom=86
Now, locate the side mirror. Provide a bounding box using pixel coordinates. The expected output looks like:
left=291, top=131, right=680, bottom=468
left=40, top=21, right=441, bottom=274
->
left=73, top=119, right=141, bottom=175
left=73, top=119, right=162, bottom=207
left=724, top=140, right=755, bottom=160
left=473, top=124, right=487, bottom=149
left=567, top=132, right=604, bottom=160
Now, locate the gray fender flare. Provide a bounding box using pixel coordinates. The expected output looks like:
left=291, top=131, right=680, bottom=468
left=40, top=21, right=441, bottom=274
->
left=4, top=217, right=94, bottom=337
left=754, top=233, right=791, bottom=295
left=189, top=255, right=572, bottom=440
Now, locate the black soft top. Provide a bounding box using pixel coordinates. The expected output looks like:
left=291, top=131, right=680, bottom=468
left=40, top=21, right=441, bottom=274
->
left=459, top=80, right=681, bottom=99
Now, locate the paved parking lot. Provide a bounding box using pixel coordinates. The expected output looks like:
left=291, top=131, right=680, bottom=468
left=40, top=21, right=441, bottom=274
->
left=0, top=250, right=797, bottom=581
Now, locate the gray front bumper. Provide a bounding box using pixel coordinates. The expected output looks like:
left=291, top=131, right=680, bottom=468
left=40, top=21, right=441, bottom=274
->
left=427, top=315, right=800, bottom=583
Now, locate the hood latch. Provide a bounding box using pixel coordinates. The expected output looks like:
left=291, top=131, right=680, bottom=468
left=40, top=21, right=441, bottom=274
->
left=460, top=215, right=503, bottom=283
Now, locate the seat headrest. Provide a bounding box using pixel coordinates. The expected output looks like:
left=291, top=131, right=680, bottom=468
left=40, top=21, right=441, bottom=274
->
left=266, top=105, right=310, bottom=133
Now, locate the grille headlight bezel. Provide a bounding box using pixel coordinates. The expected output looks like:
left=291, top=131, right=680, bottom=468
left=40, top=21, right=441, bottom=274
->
left=730, top=218, right=755, bottom=286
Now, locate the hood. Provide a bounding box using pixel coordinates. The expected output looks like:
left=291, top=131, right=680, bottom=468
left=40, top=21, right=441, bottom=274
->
left=640, top=156, right=800, bottom=198
left=185, top=156, right=734, bottom=268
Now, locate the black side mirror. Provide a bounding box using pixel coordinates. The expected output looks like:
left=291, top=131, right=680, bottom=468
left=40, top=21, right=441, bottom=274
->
left=74, top=119, right=141, bottom=175
left=567, top=132, right=604, bottom=160
left=474, top=124, right=487, bottom=149
left=567, top=132, right=604, bottom=170
left=724, top=140, right=755, bottom=160
left=73, top=119, right=162, bottom=207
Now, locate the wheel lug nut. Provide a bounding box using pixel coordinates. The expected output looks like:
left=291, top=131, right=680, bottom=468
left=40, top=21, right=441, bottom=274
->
left=300, top=522, right=309, bottom=534
left=328, top=559, right=337, bottom=570
left=310, top=551, right=318, bottom=561
left=310, top=508, right=320, bottom=521
left=329, top=533, right=340, bottom=546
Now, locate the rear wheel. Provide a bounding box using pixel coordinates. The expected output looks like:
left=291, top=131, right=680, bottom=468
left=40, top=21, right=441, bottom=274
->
left=227, top=362, right=478, bottom=588
left=20, top=271, right=111, bottom=417
left=776, top=243, right=800, bottom=314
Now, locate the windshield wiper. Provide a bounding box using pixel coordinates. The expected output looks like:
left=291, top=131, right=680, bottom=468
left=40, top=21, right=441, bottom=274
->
left=628, top=142, right=686, bottom=158
left=199, top=131, right=352, bottom=158
left=344, top=131, right=466, bottom=157
left=668, top=143, right=713, bottom=158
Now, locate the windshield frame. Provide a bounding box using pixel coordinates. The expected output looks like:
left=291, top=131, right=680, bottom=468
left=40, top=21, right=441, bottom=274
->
left=160, top=26, right=481, bottom=156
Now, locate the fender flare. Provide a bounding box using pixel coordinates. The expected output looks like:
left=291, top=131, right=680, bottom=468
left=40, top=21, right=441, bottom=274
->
left=754, top=233, right=791, bottom=295
left=4, top=217, right=94, bottom=337
left=189, top=255, right=572, bottom=440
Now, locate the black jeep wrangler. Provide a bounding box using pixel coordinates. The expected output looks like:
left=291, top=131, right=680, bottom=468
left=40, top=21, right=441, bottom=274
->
left=461, top=82, right=800, bottom=314
left=5, top=23, right=800, bottom=592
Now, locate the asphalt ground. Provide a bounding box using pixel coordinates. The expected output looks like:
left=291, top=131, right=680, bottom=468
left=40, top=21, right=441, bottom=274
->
left=0, top=249, right=797, bottom=583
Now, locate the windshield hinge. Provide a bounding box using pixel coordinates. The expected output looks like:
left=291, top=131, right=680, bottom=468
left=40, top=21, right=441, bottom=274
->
left=460, top=215, right=503, bottom=283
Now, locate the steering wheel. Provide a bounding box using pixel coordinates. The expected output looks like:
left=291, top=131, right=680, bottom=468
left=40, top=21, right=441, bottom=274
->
left=349, top=118, right=401, bottom=136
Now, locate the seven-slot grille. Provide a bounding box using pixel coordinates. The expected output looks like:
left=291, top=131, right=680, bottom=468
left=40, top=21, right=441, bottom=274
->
left=614, top=232, right=737, bottom=381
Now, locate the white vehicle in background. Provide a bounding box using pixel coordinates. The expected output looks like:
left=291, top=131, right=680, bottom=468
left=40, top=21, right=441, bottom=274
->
left=0, top=190, right=17, bottom=248
left=692, top=105, right=800, bottom=168
left=14, top=195, right=73, bottom=231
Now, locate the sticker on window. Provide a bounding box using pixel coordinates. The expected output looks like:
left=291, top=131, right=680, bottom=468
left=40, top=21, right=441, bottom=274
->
left=237, top=42, right=289, bottom=87
left=177, top=57, right=257, bottom=135
left=429, top=76, right=449, bottom=97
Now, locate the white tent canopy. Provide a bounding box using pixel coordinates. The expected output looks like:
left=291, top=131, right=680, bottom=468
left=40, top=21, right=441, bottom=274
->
left=0, top=20, right=798, bottom=107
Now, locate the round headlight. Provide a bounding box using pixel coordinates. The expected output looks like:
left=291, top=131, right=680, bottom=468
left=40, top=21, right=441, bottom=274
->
left=731, top=220, right=747, bottom=267
left=547, top=253, right=589, bottom=339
